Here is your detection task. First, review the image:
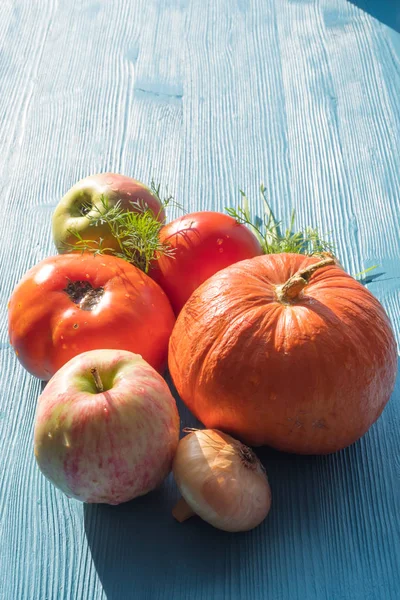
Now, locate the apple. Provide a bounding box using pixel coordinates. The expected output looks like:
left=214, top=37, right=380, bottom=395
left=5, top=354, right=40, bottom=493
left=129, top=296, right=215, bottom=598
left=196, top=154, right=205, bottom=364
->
left=52, top=173, right=165, bottom=254
left=34, top=349, right=180, bottom=504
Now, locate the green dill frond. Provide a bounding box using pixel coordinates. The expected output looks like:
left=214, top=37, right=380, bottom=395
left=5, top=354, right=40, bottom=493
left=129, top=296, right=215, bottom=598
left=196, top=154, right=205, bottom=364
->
left=150, top=179, right=185, bottom=214
left=353, top=265, right=379, bottom=280
left=226, top=185, right=335, bottom=257
left=65, top=192, right=175, bottom=273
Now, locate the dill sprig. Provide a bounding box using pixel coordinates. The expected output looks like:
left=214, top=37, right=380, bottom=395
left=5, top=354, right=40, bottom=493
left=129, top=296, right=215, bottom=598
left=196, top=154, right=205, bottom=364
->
left=226, top=184, right=335, bottom=257
left=226, top=185, right=379, bottom=281
left=150, top=179, right=186, bottom=214
left=65, top=189, right=176, bottom=274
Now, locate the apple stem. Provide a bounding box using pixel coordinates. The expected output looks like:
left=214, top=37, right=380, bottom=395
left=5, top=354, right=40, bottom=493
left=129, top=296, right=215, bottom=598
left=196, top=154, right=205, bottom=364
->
left=90, top=367, right=104, bottom=393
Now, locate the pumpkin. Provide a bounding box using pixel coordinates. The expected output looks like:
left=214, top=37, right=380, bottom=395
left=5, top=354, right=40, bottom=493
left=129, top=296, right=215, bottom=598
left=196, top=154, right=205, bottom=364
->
left=168, top=254, right=397, bottom=454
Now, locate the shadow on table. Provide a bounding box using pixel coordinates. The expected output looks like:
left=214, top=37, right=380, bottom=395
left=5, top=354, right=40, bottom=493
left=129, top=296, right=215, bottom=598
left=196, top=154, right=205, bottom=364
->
left=83, top=456, right=320, bottom=600
left=347, top=0, right=400, bottom=33
left=84, top=362, right=399, bottom=599
left=83, top=441, right=385, bottom=600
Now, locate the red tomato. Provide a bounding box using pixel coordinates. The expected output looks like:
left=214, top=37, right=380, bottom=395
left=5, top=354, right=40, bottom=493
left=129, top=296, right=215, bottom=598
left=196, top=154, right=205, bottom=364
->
left=8, top=254, right=175, bottom=380
left=150, top=212, right=263, bottom=314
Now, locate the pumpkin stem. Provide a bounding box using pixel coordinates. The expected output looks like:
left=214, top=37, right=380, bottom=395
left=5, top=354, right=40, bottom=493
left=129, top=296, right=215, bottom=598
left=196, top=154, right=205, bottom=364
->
left=278, top=256, right=335, bottom=302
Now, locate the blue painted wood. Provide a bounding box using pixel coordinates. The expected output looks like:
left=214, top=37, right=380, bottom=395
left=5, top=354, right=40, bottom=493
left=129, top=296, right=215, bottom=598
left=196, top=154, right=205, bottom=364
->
left=0, top=1, right=399, bottom=599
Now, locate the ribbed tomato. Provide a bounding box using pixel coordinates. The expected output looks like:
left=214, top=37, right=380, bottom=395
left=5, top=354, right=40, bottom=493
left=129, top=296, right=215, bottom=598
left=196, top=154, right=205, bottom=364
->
left=8, top=253, right=175, bottom=380
left=150, top=212, right=263, bottom=314
left=169, top=254, right=397, bottom=454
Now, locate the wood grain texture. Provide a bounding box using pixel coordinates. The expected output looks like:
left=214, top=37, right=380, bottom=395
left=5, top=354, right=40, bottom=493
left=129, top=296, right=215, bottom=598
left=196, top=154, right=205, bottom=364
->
left=0, top=0, right=399, bottom=599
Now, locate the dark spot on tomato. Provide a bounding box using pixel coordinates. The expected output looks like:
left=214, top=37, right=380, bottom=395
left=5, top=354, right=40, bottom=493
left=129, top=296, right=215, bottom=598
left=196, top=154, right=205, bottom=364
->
left=64, top=281, right=104, bottom=311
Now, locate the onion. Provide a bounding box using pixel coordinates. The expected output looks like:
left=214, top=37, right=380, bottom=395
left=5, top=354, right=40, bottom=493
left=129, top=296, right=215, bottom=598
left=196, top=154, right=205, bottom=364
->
left=172, top=429, right=271, bottom=532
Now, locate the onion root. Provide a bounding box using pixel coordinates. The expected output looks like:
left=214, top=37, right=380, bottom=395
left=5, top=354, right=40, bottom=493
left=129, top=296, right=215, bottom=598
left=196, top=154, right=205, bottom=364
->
left=172, top=497, right=195, bottom=523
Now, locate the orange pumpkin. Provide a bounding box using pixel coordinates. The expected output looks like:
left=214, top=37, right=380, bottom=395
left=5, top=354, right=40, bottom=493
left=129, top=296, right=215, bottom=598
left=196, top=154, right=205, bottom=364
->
left=169, top=254, right=397, bottom=454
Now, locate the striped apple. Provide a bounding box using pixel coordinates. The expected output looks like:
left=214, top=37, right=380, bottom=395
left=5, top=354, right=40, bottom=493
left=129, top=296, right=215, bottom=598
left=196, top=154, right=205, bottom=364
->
left=34, top=349, right=179, bottom=504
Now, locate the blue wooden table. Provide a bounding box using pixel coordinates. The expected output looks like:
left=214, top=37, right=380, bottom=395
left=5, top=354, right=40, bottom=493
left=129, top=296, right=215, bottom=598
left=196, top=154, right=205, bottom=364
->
left=1, top=1, right=399, bottom=598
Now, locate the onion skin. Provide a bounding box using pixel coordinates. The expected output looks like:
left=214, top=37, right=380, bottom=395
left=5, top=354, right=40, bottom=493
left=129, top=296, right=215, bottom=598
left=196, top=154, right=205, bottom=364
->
left=173, top=429, right=272, bottom=532
left=169, top=254, right=398, bottom=454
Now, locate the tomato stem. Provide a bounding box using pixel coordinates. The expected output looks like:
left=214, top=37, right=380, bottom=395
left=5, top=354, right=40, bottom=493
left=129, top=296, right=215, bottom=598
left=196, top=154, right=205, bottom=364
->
left=90, top=367, right=104, bottom=393
left=278, top=256, right=335, bottom=302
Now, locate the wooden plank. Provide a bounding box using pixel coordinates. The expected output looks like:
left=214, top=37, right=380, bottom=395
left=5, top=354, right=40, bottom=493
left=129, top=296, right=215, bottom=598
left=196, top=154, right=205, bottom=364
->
left=0, top=1, right=399, bottom=599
